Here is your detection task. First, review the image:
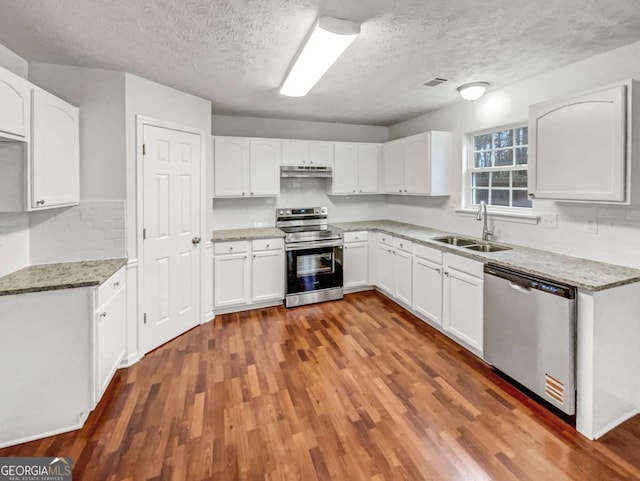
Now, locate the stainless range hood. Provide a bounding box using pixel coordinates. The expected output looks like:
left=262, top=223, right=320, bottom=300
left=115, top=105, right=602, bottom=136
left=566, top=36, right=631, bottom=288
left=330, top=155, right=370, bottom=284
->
left=280, top=165, right=332, bottom=178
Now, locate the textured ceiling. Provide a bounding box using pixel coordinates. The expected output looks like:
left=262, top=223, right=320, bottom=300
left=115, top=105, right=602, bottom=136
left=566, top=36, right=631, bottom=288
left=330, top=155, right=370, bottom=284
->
left=2, top=0, right=640, bottom=125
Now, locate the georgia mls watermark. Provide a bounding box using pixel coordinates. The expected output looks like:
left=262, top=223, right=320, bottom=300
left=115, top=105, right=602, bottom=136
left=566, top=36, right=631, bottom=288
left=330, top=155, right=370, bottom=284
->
left=0, top=457, right=72, bottom=481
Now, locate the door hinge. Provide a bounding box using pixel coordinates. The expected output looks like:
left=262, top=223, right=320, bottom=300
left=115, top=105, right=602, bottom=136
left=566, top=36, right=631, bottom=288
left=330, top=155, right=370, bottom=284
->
left=143, top=312, right=147, bottom=324
left=142, top=143, right=146, bottom=156
left=143, top=228, right=146, bottom=240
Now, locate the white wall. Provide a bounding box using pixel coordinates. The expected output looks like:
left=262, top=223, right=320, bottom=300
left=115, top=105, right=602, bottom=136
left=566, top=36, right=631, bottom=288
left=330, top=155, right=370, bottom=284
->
left=0, top=45, right=29, bottom=276
left=212, top=114, right=388, bottom=142
left=386, top=40, right=640, bottom=269
left=28, top=64, right=127, bottom=201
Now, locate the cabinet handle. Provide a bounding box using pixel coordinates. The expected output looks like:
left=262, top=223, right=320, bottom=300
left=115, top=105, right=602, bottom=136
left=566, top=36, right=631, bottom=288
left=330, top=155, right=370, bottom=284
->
left=113, top=281, right=120, bottom=287
left=352, top=189, right=356, bottom=193
left=253, top=254, right=256, bottom=258
left=242, top=192, right=246, bottom=196
left=229, top=246, right=233, bottom=251
left=36, top=200, right=45, bottom=206
left=444, top=271, right=449, bottom=277
left=251, top=192, right=254, bottom=196
left=266, top=244, right=270, bottom=248
left=436, top=268, right=441, bottom=274
left=244, top=255, right=247, bottom=259
left=359, top=189, right=363, bottom=192
left=100, top=312, right=107, bottom=318
left=192, top=236, right=201, bottom=245
left=528, top=193, right=535, bottom=198
left=398, top=189, right=402, bottom=193
left=404, top=189, right=408, bottom=193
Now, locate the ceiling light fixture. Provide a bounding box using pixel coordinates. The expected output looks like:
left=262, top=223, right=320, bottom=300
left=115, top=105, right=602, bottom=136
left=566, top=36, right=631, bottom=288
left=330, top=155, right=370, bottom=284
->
left=280, top=16, right=361, bottom=97
left=457, top=82, right=490, bottom=102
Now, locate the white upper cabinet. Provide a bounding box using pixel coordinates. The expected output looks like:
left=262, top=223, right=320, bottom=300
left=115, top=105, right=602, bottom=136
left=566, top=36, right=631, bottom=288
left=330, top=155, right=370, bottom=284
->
left=0, top=66, right=30, bottom=140
left=308, top=141, right=334, bottom=166
left=30, top=88, right=80, bottom=210
left=332, top=142, right=381, bottom=195
left=382, top=131, right=451, bottom=196
left=249, top=139, right=280, bottom=196
left=213, top=137, right=280, bottom=197
left=214, top=136, right=249, bottom=197
left=281, top=140, right=309, bottom=165
left=529, top=80, right=640, bottom=204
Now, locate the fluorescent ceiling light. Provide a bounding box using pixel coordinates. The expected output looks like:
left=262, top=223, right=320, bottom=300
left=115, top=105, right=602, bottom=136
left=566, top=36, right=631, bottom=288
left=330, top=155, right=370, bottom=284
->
left=280, top=16, right=361, bottom=97
left=458, top=82, right=490, bottom=101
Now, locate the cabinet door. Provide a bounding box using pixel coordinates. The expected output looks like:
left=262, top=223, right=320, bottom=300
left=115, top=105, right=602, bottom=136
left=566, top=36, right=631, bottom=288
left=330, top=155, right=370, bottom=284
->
left=214, top=137, right=248, bottom=197
left=250, top=139, right=280, bottom=196
left=344, top=242, right=369, bottom=288
left=309, top=141, right=334, bottom=166
left=412, top=257, right=442, bottom=326
left=529, top=85, right=626, bottom=202
left=393, top=249, right=412, bottom=306
left=214, top=253, right=250, bottom=308
left=443, top=267, right=483, bottom=353
left=0, top=67, right=30, bottom=139
left=96, top=284, right=126, bottom=401
left=333, top=142, right=358, bottom=194
left=281, top=140, right=309, bottom=165
left=404, top=133, right=430, bottom=195
left=252, top=250, right=284, bottom=302
left=382, top=140, right=405, bottom=194
left=376, top=243, right=394, bottom=295
left=358, top=144, right=380, bottom=194
left=30, top=88, right=79, bottom=209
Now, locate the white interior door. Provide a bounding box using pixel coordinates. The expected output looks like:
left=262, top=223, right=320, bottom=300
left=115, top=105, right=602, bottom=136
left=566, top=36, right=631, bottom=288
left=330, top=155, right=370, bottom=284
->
left=143, top=124, right=202, bottom=353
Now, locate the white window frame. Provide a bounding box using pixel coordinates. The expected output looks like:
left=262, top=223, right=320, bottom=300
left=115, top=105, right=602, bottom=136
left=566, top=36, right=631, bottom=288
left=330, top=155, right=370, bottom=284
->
left=463, top=122, right=532, bottom=213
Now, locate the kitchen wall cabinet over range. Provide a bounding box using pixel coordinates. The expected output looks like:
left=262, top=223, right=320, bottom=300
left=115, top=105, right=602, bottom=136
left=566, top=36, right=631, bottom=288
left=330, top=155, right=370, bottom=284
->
left=213, top=136, right=280, bottom=198
left=332, top=142, right=381, bottom=195
left=281, top=140, right=334, bottom=166
left=528, top=79, right=640, bottom=204
left=343, top=231, right=369, bottom=290
left=382, top=131, right=452, bottom=196
left=213, top=238, right=284, bottom=310
left=0, top=67, right=80, bottom=212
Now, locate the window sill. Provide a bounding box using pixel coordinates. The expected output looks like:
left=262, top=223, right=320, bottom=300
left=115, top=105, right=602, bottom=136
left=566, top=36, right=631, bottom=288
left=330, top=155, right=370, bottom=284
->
left=455, top=208, right=540, bottom=225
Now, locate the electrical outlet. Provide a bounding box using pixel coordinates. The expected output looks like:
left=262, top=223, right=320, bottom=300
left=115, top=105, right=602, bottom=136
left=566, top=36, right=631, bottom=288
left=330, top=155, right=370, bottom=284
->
left=585, top=217, right=598, bottom=234
left=539, top=214, right=557, bottom=229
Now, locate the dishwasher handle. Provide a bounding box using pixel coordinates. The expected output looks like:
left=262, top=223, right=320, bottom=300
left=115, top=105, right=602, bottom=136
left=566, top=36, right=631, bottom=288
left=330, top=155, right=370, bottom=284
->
left=509, top=281, right=531, bottom=293
left=485, top=264, right=575, bottom=299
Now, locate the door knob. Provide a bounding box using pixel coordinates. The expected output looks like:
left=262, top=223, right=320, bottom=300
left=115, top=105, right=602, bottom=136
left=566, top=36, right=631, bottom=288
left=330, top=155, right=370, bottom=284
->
left=192, top=236, right=201, bottom=245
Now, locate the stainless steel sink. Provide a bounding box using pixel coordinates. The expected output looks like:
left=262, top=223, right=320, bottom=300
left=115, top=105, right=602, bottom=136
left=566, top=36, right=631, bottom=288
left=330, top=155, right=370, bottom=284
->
left=432, top=236, right=478, bottom=247
left=465, top=244, right=512, bottom=253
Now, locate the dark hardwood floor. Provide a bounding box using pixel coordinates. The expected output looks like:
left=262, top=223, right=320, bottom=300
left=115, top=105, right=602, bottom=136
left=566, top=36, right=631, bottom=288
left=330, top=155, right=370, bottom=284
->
left=2, top=291, right=639, bottom=480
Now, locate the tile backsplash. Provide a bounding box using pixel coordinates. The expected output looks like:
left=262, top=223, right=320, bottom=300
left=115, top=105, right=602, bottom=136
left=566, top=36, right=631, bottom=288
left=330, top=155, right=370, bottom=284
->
left=30, top=200, right=126, bottom=264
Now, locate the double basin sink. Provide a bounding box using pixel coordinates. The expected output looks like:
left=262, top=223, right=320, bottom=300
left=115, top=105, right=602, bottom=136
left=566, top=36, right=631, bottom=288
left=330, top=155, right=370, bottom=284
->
left=431, top=235, right=512, bottom=253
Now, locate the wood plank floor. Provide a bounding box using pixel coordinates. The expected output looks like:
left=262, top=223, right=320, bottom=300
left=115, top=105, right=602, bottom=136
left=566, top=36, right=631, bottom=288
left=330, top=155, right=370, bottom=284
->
left=2, top=291, right=639, bottom=480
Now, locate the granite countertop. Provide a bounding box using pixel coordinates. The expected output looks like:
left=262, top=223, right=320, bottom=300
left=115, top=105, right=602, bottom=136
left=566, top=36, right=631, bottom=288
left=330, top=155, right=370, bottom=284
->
left=212, top=227, right=285, bottom=242
left=333, top=220, right=640, bottom=291
left=0, top=258, right=127, bottom=296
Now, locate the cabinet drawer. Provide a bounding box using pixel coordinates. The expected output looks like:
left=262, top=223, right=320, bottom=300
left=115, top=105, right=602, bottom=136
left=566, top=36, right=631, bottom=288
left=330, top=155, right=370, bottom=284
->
left=252, top=238, right=283, bottom=251
left=414, top=243, right=443, bottom=264
left=444, top=253, right=484, bottom=278
left=214, top=240, right=249, bottom=255
left=393, top=237, right=413, bottom=253
left=344, top=231, right=368, bottom=243
left=378, top=233, right=393, bottom=247
left=96, top=268, right=125, bottom=308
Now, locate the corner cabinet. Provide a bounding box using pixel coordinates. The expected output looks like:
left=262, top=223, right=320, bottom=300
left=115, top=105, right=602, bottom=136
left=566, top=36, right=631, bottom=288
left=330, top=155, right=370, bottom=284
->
left=528, top=80, right=639, bottom=204
left=382, top=131, right=451, bottom=196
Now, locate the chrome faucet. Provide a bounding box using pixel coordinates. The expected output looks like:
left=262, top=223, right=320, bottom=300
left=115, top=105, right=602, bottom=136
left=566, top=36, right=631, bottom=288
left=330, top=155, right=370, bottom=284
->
left=476, top=201, right=494, bottom=241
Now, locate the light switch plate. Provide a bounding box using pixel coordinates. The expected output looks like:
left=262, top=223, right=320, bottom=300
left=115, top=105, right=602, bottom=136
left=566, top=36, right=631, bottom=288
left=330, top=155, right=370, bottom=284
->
left=585, top=217, right=598, bottom=234
left=539, top=214, right=557, bottom=229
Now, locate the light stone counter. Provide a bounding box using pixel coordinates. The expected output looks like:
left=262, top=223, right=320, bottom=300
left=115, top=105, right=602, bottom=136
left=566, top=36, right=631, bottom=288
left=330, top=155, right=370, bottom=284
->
left=211, top=227, right=285, bottom=242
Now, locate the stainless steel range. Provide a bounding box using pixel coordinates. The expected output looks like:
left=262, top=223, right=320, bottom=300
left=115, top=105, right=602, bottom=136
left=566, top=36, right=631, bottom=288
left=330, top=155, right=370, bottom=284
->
left=276, top=206, right=343, bottom=308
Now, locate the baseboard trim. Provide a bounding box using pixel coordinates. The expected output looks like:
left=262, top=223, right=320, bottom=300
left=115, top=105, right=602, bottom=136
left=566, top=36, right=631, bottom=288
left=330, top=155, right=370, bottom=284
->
left=121, top=351, right=142, bottom=367
left=201, top=310, right=214, bottom=324
left=0, top=421, right=85, bottom=449
left=344, top=285, right=374, bottom=294
left=593, top=408, right=640, bottom=440
left=215, top=299, right=283, bottom=315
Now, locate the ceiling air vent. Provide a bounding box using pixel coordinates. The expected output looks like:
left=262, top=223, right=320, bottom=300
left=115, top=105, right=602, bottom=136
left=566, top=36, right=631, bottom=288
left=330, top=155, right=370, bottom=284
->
left=423, top=77, right=449, bottom=87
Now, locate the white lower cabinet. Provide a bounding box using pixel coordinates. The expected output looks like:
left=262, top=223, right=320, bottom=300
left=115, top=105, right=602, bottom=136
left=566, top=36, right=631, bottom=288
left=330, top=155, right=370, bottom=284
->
left=214, top=238, right=284, bottom=310
left=343, top=231, right=369, bottom=289
left=373, top=234, right=413, bottom=306
left=442, top=253, right=484, bottom=354
left=412, top=244, right=443, bottom=327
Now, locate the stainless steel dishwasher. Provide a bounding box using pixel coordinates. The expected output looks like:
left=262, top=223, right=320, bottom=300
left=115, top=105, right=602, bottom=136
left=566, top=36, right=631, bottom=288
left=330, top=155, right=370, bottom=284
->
left=483, top=264, right=576, bottom=416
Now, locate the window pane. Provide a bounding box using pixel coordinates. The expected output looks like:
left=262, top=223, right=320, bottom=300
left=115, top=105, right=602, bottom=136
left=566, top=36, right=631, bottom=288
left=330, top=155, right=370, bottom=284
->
left=473, top=188, right=489, bottom=204
left=492, top=129, right=513, bottom=148
left=512, top=170, right=528, bottom=188
left=515, top=147, right=528, bottom=165
left=472, top=172, right=490, bottom=187
left=494, top=149, right=513, bottom=166
left=474, top=134, right=492, bottom=151
left=491, top=171, right=510, bottom=187
left=513, top=190, right=532, bottom=208
left=474, top=151, right=492, bottom=168
left=491, top=189, right=509, bottom=206
left=515, top=127, right=528, bottom=146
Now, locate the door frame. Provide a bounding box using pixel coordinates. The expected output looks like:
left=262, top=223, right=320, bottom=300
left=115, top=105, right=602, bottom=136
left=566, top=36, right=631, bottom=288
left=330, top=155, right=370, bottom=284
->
left=135, top=116, right=207, bottom=356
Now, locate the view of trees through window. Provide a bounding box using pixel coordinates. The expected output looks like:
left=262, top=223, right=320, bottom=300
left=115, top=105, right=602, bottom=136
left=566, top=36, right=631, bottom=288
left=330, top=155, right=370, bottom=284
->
left=470, top=126, right=531, bottom=208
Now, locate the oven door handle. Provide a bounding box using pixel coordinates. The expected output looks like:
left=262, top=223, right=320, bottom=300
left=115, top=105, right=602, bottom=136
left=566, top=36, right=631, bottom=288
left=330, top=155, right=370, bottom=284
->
left=285, top=240, right=343, bottom=251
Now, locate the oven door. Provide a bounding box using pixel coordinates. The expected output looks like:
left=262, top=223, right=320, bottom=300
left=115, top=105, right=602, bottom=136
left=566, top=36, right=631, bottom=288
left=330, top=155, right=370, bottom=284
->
left=286, top=242, right=343, bottom=294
